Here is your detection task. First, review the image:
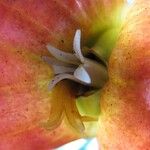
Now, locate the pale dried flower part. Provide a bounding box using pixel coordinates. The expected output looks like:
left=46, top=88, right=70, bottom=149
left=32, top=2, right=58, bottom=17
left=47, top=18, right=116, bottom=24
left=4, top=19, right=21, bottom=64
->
left=42, top=29, right=108, bottom=133
left=43, top=29, right=108, bottom=90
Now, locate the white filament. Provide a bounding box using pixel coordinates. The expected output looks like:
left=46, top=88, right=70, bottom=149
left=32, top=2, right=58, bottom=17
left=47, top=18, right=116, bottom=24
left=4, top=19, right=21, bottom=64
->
left=42, top=56, right=71, bottom=67
left=52, top=65, right=75, bottom=74
left=73, top=29, right=84, bottom=63
left=46, top=44, right=79, bottom=65
left=74, top=66, right=91, bottom=84
left=48, top=74, right=80, bottom=90
left=44, top=29, right=108, bottom=90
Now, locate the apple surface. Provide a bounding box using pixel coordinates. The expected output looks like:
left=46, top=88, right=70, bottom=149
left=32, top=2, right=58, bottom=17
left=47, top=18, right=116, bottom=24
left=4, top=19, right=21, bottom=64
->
left=0, top=0, right=124, bottom=149
left=1, top=0, right=148, bottom=150
left=97, top=0, right=150, bottom=149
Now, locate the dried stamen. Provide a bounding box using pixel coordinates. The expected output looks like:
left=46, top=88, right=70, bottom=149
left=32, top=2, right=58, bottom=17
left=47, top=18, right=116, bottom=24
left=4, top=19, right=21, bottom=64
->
left=42, top=29, right=108, bottom=133
left=46, top=44, right=79, bottom=65
left=43, top=29, right=108, bottom=91
left=73, top=30, right=84, bottom=62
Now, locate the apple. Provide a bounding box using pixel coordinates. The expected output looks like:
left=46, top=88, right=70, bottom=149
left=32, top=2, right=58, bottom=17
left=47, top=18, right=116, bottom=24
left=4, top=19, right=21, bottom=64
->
left=0, top=1, right=86, bottom=149
left=0, top=0, right=144, bottom=150
left=97, top=0, right=150, bottom=149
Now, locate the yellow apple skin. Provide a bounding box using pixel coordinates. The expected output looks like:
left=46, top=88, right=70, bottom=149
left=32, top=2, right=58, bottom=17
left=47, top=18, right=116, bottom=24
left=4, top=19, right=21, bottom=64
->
left=97, top=0, right=150, bottom=149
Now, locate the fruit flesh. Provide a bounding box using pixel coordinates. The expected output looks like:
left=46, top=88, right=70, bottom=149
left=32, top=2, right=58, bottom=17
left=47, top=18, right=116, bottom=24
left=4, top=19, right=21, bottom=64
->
left=97, top=0, right=150, bottom=149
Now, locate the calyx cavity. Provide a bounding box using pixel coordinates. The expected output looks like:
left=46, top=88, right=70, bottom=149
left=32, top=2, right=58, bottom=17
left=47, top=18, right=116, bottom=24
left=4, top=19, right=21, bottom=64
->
left=42, top=29, right=108, bottom=90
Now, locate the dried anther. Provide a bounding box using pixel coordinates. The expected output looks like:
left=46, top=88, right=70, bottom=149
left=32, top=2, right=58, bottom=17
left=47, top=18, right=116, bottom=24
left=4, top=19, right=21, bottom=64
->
left=43, top=29, right=108, bottom=93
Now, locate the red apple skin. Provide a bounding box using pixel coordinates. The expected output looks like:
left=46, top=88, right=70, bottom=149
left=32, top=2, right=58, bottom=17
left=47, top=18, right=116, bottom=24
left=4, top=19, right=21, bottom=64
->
left=97, top=0, right=150, bottom=149
left=0, top=1, right=86, bottom=149
left=0, top=0, right=124, bottom=149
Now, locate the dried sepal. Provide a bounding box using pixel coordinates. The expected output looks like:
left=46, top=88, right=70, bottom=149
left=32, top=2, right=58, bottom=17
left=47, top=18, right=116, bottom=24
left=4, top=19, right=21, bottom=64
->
left=42, top=29, right=108, bottom=133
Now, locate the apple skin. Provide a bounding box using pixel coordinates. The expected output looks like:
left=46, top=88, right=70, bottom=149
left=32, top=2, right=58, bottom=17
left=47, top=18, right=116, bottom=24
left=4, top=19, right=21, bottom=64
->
left=0, top=1, right=84, bottom=149
left=0, top=0, right=124, bottom=149
left=97, top=0, right=150, bottom=149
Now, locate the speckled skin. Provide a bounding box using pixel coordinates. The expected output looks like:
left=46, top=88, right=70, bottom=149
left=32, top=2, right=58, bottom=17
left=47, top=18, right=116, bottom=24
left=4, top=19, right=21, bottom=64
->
left=0, top=1, right=86, bottom=149
left=98, top=1, right=150, bottom=149
left=0, top=0, right=124, bottom=149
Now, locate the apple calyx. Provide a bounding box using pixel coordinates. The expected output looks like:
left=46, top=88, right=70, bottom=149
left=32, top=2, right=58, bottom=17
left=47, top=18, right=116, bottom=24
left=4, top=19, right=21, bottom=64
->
left=42, top=29, right=108, bottom=135
left=43, top=29, right=108, bottom=94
